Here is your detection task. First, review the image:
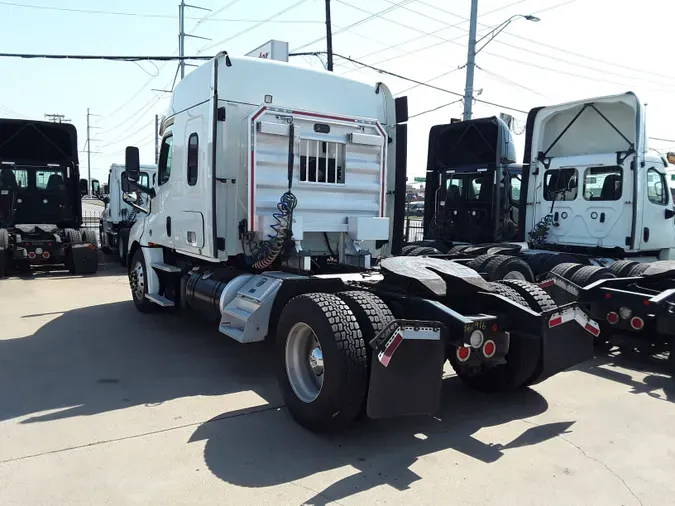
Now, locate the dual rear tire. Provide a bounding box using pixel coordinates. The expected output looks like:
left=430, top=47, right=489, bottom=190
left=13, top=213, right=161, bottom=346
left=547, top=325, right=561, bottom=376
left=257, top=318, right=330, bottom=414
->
left=276, top=291, right=393, bottom=432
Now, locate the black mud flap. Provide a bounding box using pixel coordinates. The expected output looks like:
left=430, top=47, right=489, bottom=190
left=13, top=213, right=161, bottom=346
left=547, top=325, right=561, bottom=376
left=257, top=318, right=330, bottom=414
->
left=366, top=320, right=445, bottom=419
left=531, top=305, right=597, bottom=384
left=69, top=243, right=99, bottom=275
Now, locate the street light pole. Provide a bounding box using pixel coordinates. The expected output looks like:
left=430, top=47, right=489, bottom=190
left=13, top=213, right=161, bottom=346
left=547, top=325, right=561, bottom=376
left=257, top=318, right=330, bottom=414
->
left=462, top=0, right=479, bottom=121
left=462, top=4, right=540, bottom=120
left=325, top=0, right=334, bottom=71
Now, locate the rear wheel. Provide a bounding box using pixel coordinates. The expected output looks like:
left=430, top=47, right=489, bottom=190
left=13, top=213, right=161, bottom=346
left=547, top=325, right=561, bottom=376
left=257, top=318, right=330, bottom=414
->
left=64, top=228, right=81, bottom=244
left=118, top=232, right=128, bottom=267
left=407, top=246, right=441, bottom=256
left=483, top=255, right=535, bottom=282
left=81, top=229, right=97, bottom=246
left=627, top=262, right=650, bottom=277
left=549, top=262, right=584, bottom=280
left=570, top=265, right=615, bottom=287
left=277, top=293, right=368, bottom=432
left=498, top=279, right=557, bottom=312
left=401, top=245, right=418, bottom=256
left=609, top=259, right=638, bottom=278
left=129, top=249, right=155, bottom=313
left=449, top=280, right=544, bottom=392
left=467, top=254, right=493, bottom=272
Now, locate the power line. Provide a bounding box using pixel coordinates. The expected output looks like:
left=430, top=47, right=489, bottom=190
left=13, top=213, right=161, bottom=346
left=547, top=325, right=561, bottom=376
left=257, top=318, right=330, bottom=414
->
left=292, top=0, right=416, bottom=52
left=0, top=1, right=323, bottom=23
left=409, top=98, right=464, bottom=119
left=199, top=0, right=311, bottom=54
left=291, top=51, right=528, bottom=114
left=414, top=0, right=675, bottom=82
left=477, top=65, right=550, bottom=99
left=394, top=65, right=464, bottom=96
left=335, top=3, right=524, bottom=75
left=0, top=52, right=213, bottom=61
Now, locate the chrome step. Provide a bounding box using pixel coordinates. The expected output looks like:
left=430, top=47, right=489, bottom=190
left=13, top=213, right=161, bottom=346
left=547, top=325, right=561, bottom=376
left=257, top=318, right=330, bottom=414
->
left=145, top=293, right=175, bottom=307
left=151, top=262, right=182, bottom=273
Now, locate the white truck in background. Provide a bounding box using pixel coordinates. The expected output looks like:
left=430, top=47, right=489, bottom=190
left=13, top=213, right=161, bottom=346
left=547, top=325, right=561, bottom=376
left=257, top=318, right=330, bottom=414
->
left=99, top=163, right=157, bottom=265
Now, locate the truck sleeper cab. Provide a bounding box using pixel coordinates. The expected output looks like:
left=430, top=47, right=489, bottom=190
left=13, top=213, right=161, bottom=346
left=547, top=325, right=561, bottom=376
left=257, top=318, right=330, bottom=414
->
left=0, top=119, right=98, bottom=277
left=121, top=54, right=596, bottom=432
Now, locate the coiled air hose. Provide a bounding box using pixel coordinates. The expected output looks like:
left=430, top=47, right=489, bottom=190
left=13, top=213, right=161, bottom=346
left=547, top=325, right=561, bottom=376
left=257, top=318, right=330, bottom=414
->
left=249, top=120, right=297, bottom=269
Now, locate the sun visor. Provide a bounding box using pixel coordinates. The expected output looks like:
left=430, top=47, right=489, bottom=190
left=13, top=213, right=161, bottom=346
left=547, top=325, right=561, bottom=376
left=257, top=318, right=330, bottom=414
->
left=528, top=92, right=642, bottom=164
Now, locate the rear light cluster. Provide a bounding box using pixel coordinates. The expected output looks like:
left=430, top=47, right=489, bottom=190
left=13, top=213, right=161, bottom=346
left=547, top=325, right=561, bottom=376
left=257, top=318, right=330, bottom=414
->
left=606, top=305, right=645, bottom=332
left=456, top=338, right=497, bottom=362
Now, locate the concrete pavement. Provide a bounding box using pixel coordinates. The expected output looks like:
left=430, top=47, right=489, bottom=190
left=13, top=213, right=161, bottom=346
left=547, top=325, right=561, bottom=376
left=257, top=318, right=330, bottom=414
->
left=1, top=266, right=674, bottom=505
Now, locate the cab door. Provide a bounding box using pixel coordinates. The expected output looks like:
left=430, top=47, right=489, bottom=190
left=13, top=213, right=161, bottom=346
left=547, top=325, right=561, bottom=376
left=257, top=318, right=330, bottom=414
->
left=638, top=166, right=675, bottom=251
left=145, top=133, right=174, bottom=248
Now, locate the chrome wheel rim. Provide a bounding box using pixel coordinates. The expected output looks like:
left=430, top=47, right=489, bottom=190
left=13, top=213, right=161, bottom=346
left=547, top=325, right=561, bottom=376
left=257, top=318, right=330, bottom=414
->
left=504, top=270, right=527, bottom=281
left=285, top=322, right=324, bottom=403
left=130, top=260, right=145, bottom=300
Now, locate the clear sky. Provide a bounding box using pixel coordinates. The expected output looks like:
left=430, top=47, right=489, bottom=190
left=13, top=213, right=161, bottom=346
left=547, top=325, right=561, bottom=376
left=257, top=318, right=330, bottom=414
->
left=1, top=0, right=674, bottom=184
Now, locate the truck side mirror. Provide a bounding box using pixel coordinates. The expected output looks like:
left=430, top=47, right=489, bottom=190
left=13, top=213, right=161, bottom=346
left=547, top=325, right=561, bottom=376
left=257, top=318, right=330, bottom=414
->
left=91, top=179, right=100, bottom=195
left=125, top=146, right=140, bottom=182
left=79, top=178, right=88, bottom=196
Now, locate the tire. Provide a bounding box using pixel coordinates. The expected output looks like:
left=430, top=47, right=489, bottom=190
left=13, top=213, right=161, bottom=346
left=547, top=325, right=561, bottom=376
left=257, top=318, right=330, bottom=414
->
left=118, top=232, right=128, bottom=267
left=276, top=293, right=368, bottom=432
left=543, top=254, right=586, bottom=273
left=64, top=228, right=81, bottom=244
left=0, top=250, right=7, bottom=278
left=401, top=245, right=418, bottom=256
left=449, top=245, right=470, bottom=254
left=525, top=253, right=555, bottom=276
left=408, top=246, right=441, bottom=256
left=627, top=263, right=650, bottom=277
left=488, top=282, right=529, bottom=308
left=609, top=259, right=638, bottom=278
left=449, top=282, right=542, bottom=392
left=498, top=279, right=557, bottom=312
left=483, top=255, right=535, bottom=282
left=99, top=225, right=112, bottom=254
left=467, top=254, right=494, bottom=272
left=569, top=265, right=615, bottom=287
left=336, top=290, right=394, bottom=419
left=549, top=262, right=584, bottom=280
left=129, top=249, right=155, bottom=313
left=81, top=229, right=97, bottom=247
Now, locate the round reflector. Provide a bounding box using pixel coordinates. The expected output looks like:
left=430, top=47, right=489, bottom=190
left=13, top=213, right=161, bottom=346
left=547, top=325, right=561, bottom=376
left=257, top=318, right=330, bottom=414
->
left=483, top=340, right=496, bottom=358
left=456, top=346, right=471, bottom=362
left=630, top=317, right=644, bottom=331
left=606, top=312, right=619, bottom=325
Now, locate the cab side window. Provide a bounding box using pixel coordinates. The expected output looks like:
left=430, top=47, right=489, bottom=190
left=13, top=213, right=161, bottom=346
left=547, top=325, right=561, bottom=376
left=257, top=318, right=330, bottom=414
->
left=187, top=133, right=198, bottom=186
left=647, top=168, right=668, bottom=206
left=158, top=135, right=174, bottom=186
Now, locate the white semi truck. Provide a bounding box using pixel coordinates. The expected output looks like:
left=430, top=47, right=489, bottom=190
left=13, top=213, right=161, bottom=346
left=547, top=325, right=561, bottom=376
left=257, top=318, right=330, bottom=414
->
left=119, top=53, right=597, bottom=431
left=408, top=92, right=675, bottom=366
left=99, top=163, right=157, bottom=265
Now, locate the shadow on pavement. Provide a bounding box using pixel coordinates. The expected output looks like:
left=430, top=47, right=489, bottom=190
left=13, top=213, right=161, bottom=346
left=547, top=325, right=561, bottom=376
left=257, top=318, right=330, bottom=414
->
left=8, top=256, right=125, bottom=280
left=190, top=380, right=572, bottom=505
left=0, top=301, right=279, bottom=424
left=575, top=352, right=675, bottom=403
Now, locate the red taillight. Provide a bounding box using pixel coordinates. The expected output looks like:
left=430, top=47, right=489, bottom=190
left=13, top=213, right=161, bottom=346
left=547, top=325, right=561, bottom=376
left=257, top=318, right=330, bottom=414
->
left=42, top=251, right=50, bottom=259
left=644, top=299, right=650, bottom=306
left=606, top=312, right=619, bottom=325
left=25, top=242, right=31, bottom=247
left=491, top=323, right=498, bottom=332
left=482, top=340, right=496, bottom=358
left=605, top=293, right=612, bottom=299
left=630, top=317, right=644, bottom=331
left=456, top=346, right=471, bottom=362
left=47, top=242, right=53, bottom=247
left=28, top=252, right=36, bottom=259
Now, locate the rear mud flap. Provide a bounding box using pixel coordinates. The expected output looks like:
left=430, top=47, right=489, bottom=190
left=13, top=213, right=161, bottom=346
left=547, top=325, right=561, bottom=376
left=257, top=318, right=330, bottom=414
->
left=69, top=244, right=99, bottom=275
left=532, top=307, right=596, bottom=384
left=366, top=322, right=445, bottom=419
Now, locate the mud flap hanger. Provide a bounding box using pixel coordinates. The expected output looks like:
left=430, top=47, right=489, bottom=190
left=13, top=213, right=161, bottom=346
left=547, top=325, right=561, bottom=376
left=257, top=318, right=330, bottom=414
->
left=536, top=102, right=636, bottom=171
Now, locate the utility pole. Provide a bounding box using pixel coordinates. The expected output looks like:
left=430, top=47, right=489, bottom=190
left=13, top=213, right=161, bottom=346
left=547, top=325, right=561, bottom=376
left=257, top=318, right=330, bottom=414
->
left=325, top=0, right=334, bottom=71
left=86, top=108, right=92, bottom=196
left=179, top=1, right=211, bottom=81
left=84, top=109, right=101, bottom=196
left=44, top=113, right=71, bottom=123
left=154, top=114, right=159, bottom=164
left=462, top=0, right=479, bottom=121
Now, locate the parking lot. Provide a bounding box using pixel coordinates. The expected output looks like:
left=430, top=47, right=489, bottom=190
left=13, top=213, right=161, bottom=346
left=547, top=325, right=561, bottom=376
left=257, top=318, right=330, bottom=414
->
left=1, top=264, right=675, bottom=505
